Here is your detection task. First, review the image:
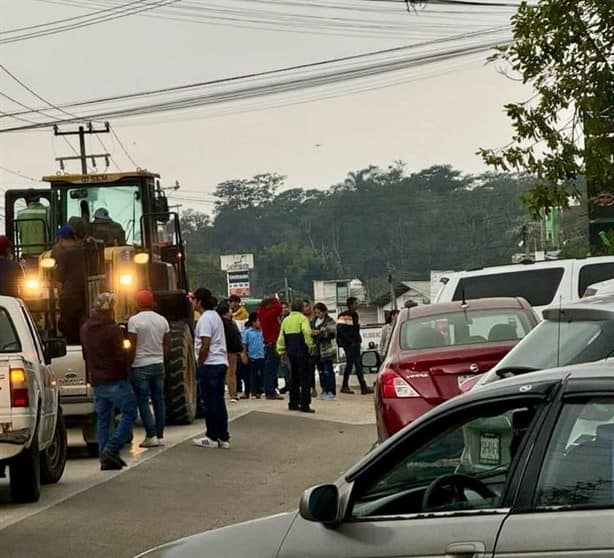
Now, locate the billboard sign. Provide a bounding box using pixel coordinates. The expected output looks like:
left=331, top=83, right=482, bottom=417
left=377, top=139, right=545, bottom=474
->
left=220, top=253, right=254, bottom=271
left=227, top=270, right=250, bottom=297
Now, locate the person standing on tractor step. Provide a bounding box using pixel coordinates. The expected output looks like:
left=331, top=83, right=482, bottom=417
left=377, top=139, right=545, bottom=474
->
left=80, top=293, right=137, bottom=470
left=0, top=236, right=24, bottom=298
left=127, top=290, right=170, bottom=448
left=258, top=296, right=284, bottom=400
left=337, top=297, right=374, bottom=395
left=54, top=224, right=88, bottom=345
left=277, top=301, right=315, bottom=413
left=192, top=288, right=230, bottom=449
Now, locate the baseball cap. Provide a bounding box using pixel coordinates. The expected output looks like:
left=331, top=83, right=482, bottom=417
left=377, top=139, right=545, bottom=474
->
left=136, top=290, right=155, bottom=307
left=0, top=235, right=12, bottom=252
left=57, top=224, right=76, bottom=239
left=94, top=292, right=115, bottom=312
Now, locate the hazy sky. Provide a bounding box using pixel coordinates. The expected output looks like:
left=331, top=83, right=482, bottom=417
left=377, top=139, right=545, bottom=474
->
left=0, top=0, right=528, bottom=213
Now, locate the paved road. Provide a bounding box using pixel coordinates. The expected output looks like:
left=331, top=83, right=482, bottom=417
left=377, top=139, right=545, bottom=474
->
left=0, top=387, right=376, bottom=558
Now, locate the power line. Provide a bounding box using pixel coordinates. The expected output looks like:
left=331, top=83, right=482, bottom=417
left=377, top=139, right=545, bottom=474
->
left=109, top=125, right=140, bottom=168
left=0, top=0, right=181, bottom=45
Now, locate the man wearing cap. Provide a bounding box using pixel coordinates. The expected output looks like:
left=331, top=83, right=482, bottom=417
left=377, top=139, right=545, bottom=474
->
left=0, top=236, right=24, bottom=298
left=91, top=208, right=125, bottom=246
left=80, top=292, right=137, bottom=470
left=127, top=290, right=170, bottom=448
left=54, top=224, right=88, bottom=344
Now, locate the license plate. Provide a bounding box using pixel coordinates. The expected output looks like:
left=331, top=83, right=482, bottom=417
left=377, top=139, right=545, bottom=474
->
left=457, top=375, right=472, bottom=387
left=479, top=433, right=501, bottom=465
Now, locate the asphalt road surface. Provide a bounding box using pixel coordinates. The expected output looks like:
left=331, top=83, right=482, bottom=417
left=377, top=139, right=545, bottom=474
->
left=0, top=388, right=376, bottom=558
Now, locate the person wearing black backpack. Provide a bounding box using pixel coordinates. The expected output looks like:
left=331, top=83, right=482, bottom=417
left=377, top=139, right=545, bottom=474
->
left=217, top=301, right=244, bottom=403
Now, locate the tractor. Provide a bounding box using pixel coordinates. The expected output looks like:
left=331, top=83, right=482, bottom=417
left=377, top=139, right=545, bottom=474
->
left=4, top=171, right=196, bottom=452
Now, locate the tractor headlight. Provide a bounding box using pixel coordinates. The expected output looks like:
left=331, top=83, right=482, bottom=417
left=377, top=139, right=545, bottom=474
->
left=118, top=273, right=133, bottom=287
left=24, top=277, right=41, bottom=291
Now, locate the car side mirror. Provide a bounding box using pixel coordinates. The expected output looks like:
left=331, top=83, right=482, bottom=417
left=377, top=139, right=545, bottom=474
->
left=299, top=484, right=340, bottom=524
left=361, top=350, right=381, bottom=371
left=45, top=338, right=67, bottom=362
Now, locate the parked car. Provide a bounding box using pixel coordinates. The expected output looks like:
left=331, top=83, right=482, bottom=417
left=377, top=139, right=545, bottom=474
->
left=434, top=256, right=614, bottom=314
left=138, top=362, right=614, bottom=558
left=0, top=296, right=67, bottom=503
left=373, top=297, right=538, bottom=441
left=462, top=293, right=614, bottom=392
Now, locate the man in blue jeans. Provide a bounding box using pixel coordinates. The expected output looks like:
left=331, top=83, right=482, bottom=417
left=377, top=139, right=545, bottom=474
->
left=127, top=290, right=170, bottom=448
left=80, top=292, right=137, bottom=470
left=192, top=288, right=230, bottom=449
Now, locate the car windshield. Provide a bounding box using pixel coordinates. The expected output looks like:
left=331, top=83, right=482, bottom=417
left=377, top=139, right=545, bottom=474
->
left=399, top=308, right=531, bottom=350
left=486, top=318, right=614, bottom=381
left=0, top=307, right=21, bottom=353
left=65, top=185, right=142, bottom=244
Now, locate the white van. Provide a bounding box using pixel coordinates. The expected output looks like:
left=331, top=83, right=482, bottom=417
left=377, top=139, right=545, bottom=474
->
left=434, top=257, right=614, bottom=314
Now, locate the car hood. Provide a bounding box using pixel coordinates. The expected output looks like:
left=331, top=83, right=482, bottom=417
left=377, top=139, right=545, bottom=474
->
left=135, top=512, right=298, bottom=558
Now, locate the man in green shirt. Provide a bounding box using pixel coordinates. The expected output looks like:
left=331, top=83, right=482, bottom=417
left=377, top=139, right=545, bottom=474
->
left=16, top=190, right=48, bottom=257
left=277, top=300, right=315, bottom=413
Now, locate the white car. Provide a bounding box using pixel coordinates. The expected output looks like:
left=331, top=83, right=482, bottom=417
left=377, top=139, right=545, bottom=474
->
left=434, top=256, right=614, bottom=314
left=0, top=296, right=67, bottom=503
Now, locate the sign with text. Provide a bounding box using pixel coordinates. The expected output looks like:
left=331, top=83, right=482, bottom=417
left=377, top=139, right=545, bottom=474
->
left=220, top=253, right=254, bottom=271
left=227, top=270, right=250, bottom=297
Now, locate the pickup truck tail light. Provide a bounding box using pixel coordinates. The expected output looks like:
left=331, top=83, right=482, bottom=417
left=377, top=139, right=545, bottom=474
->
left=9, top=367, right=28, bottom=407
left=380, top=369, right=420, bottom=398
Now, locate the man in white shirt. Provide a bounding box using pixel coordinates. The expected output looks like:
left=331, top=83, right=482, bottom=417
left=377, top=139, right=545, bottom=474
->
left=192, top=288, right=230, bottom=449
left=127, top=290, right=170, bottom=448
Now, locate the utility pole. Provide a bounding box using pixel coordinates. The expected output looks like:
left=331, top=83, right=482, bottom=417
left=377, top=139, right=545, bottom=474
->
left=389, top=272, right=396, bottom=311
left=284, top=276, right=290, bottom=302
left=54, top=121, right=111, bottom=174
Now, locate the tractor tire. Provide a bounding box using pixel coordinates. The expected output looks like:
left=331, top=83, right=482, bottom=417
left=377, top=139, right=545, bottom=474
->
left=41, top=407, right=67, bottom=484
left=9, top=431, right=41, bottom=503
left=165, top=321, right=197, bottom=425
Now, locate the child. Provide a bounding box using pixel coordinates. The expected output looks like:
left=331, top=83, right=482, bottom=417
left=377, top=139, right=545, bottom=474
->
left=241, top=312, right=265, bottom=399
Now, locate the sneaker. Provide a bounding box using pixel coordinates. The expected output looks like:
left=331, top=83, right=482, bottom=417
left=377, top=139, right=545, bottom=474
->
left=230, top=398, right=239, bottom=403
left=156, top=437, right=165, bottom=446
left=361, top=386, right=375, bottom=395
left=311, top=388, right=318, bottom=398
left=340, top=386, right=355, bottom=394
left=318, top=392, right=328, bottom=400
left=218, top=440, right=231, bottom=449
left=100, top=457, right=123, bottom=471
left=265, top=394, right=284, bottom=400
left=279, top=387, right=288, bottom=394
left=192, top=436, right=218, bottom=448
left=139, top=437, right=160, bottom=448
left=300, top=407, right=316, bottom=414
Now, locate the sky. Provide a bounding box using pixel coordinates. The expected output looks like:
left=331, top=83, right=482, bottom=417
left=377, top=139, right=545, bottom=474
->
left=0, top=0, right=530, bottom=214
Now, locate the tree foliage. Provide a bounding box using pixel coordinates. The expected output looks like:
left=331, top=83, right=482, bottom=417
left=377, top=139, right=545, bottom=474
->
left=479, top=0, right=613, bottom=217
left=181, top=166, right=562, bottom=299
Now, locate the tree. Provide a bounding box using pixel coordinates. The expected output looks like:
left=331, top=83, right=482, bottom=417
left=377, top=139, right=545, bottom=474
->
left=479, top=0, right=613, bottom=217
left=214, top=173, right=286, bottom=212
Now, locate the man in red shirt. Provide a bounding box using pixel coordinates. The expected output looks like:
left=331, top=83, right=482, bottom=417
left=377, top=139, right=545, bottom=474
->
left=258, top=296, right=284, bottom=400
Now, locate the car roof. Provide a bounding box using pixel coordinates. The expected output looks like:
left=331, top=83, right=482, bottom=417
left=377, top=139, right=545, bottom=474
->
left=399, top=297, right=531, bottom=320
left=443, top=256, right=614, bottom=277
left=0, top=296, right=22, bottom=312
left=542, top=293, right=614, bottom=321
left=346, top=359, right=614, bottom=481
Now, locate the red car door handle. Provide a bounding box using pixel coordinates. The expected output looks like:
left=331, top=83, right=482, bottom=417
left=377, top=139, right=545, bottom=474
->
left=445, top=541, right=486, bottom=558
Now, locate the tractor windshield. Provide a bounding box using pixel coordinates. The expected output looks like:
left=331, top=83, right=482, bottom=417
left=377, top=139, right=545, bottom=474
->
left=65, top=184, right=143, bottom=245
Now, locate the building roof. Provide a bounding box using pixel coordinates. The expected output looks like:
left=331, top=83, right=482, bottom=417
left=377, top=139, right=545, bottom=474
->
left=372, top=280, right=431, bottom=306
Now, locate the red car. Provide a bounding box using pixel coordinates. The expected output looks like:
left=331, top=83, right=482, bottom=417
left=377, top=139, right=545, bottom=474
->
left=374, top=297, right=538, bottom=441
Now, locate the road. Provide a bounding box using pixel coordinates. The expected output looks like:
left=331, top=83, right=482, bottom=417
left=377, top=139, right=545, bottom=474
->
left=0, top=381, right=376, bottom=558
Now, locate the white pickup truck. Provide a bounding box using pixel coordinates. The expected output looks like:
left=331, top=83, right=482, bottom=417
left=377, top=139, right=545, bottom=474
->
left=0, top=295, right=68, bottom=503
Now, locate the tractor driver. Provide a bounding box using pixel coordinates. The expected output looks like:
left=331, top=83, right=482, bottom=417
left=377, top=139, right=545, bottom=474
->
left=91, top=208, right=126, bottom=247
left=54, top=224, right=88, bottom=344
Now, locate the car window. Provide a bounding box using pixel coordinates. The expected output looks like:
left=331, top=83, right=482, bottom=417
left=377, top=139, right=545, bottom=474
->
left=351, top=401, right=538, bottom=518
left=485, top=319, right=614, bottom=382
left=453, top=268, right=564, bottom=307
left=535, top=397, right=614, bottom=508
left=400, top=309, right=531, bottom=350
left=578, top=263, right=614, bottom=297
left=0, top=307, right=21, bottom=353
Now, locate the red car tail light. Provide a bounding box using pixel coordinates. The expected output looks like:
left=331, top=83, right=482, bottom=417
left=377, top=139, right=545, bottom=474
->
left=10, top=367, right=28, bottom=407
left=380, top=369, right=420, bottom=398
